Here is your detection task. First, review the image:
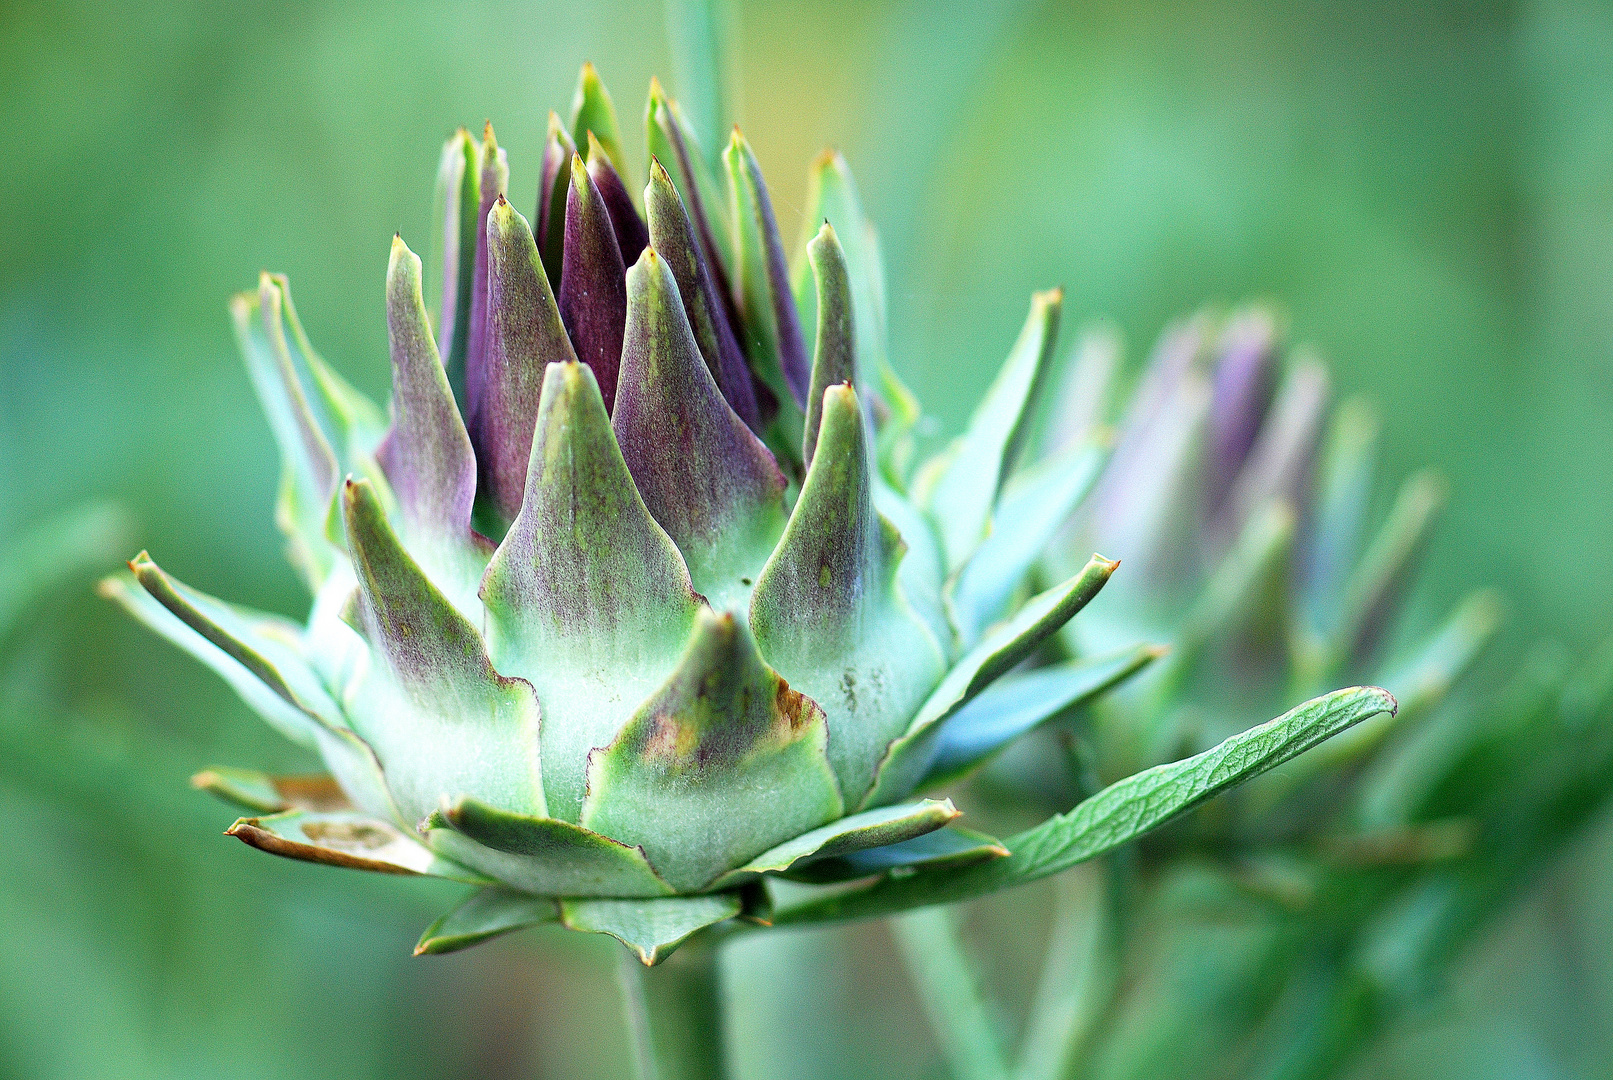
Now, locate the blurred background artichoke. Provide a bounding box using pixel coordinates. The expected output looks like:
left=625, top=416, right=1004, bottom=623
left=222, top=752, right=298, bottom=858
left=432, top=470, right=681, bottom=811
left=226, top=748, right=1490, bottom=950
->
left=2, top=0, right=1610, bottom=1078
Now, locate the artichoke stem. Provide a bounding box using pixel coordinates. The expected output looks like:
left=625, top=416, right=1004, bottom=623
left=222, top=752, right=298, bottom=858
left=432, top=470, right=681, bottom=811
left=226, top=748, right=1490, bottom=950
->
left=616, top=941, right=727, bottom=1080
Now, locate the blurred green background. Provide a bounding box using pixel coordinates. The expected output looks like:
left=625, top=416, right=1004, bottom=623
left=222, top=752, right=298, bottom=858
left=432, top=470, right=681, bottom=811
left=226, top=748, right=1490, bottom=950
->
left=2, top=0, right=1609, bottom=1076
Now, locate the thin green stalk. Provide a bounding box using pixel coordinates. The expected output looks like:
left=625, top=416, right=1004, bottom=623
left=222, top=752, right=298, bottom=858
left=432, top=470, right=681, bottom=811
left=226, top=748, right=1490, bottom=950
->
left=893, top=906, right=1011, bottom=1080
left=615, top=941, right=727, bottom=1080
left=617, top=949, right=661, bottom=1080
left=1013, top=867, right=1109, bottom=1080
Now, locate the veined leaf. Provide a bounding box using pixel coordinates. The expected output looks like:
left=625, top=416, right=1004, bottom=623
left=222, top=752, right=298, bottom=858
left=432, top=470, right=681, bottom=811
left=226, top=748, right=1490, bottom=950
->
left=773, top=687, right=1396, bottom=925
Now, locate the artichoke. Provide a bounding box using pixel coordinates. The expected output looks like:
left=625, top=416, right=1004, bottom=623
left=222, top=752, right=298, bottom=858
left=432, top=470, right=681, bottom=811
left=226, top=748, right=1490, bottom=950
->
left=101, top=64, right=1142, bottom=964
left=105, top=64, right=1401, bottom=971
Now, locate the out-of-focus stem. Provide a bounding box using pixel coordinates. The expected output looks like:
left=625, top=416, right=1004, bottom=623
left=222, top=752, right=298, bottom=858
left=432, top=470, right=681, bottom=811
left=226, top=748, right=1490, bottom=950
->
left=893, top=905, right=1010, bottom=1080
left=616, top=941, right=727, bottom=1080
left=1013, top=866, right=1111, bottom=1080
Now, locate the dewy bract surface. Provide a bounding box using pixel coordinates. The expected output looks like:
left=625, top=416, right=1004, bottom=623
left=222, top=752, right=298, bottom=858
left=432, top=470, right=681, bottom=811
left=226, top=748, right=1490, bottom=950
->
left=104, top=64, right=1393, bottom=964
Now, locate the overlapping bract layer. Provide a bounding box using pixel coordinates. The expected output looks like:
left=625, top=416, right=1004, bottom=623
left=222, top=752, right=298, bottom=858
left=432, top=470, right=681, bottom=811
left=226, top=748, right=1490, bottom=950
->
left=107, top=65, right=1148, bottom=961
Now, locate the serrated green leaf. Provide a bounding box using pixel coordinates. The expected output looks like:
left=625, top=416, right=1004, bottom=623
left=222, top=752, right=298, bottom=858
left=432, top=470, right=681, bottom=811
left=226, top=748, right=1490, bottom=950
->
left=707, top=799, right=959, bottom=890
left=560, top=893, right=742, bottom=965
left=863, top=555, right=1117, bottom=808
left=774, top=686, right=1396, bottom=924
left=914, top=289, right=1062, bottom=571
left=1245, top=590, right=1501, bottom=818
left=227, top=808, right=492, bottom=884
left=415, top=887, right=560, bottom=955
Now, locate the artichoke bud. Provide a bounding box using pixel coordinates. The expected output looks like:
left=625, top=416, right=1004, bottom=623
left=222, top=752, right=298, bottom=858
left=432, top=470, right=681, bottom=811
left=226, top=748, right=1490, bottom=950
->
left=109, top=64, right=1128, bottom=962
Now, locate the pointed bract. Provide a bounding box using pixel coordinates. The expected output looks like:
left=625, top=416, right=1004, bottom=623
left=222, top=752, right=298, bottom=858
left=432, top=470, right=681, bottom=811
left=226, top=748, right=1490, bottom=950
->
left=725, top=129, right=811, bottom=412
left=537, top=112, right=578, bottom=288
left=231, top=275, right=340, bottom=588
left=914, top=289, right=1063, bottom=571
left=580, top=608, right=843, bottom=892
left=560, top=894, right=742, bottom=966
left=922, top=645, right=1164, bottom=788
left=227, top=808, right=492, bottom=882
left=947, top=441, right=1106, bottom=649
left=425, top=795, right=676, bottom=897
left=415, top=887, right=560, bottom=955
left=865, top=554, right=1118, bottom=807
left=192, top=767, right=349, bottom=814
left=643, top=159, right=760, bottom=431
left=786, top=823, right=1009, bottom=884
left=707, top=799, right=960, bottom=889
left=430, top=127, right=481, bottom=404
left=588, top=132, right=649, bottom=265
left=376, top=236, right=478, bottom=552
left=464, top=123, right=509, bottom=433
left=751, top=384, right=945, bottom=805
left=341, top=478, right=544, bottom=825
left=646, top=78, right=732, bottom=279
left=560, top=153, right=629, bottom=410
left=802, top=223, right=855, bottom=465
left=102, top=567, right=398, bottom=819
left=481, top=361, right=701, bottom=820
left=569, top=62, right=628, bottom=178
left=612, top=247, right=787, bottom=609
left=477, top=198, right=580, bottom=521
